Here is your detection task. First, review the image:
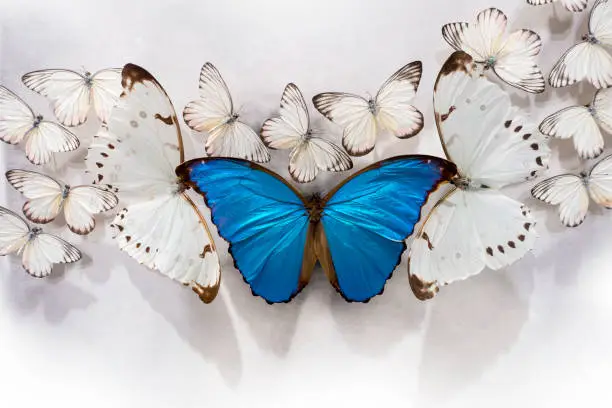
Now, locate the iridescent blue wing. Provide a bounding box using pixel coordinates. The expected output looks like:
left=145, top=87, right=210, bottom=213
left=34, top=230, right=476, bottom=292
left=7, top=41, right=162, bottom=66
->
left=177, top=158, right=314, bottom=304
left=319, top=155, right=456, bottom=302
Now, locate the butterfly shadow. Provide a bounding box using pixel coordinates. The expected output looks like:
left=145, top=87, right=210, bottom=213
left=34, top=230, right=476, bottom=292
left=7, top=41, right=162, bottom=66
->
left=327, top=269, right=427, bottom=357
left=513, top=2, right=574, bottom=42
left=126, top=263, right=243, bottom=387
left=0, top=256, right=97, bottom=323
left=414, top=263, right=533, bottom=406
left=221, top=252, right=305, bottom=358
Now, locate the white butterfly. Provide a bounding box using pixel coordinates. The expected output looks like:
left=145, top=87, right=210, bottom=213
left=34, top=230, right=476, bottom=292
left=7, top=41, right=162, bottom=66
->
left=312, top=61, right=424, bottom=157
left=0, top=206, right=81, bottom=278
left=261, top=83, right=353, bottom=183
left=86, top=63, right=221, bottom=303
left=6, top=169, right=118, bottom=235
left=408, top=51, right=550, bottom=301
left=539, top=87, right=612, bottom=159
left=442, top=8, right=545, bottom=94
left=532, top=154, right=612, bottom=227
left=549, top=0, right=612, bottom=88
left=527, top=0, right=589, bottom=12
left=22, top=68, right=123, bottom=127
left=183, top=63, right=270, bottom=163
left=0, top=86, right=79, bottom=165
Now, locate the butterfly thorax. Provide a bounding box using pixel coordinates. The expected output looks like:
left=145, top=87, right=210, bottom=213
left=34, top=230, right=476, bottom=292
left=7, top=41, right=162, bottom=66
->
left=484, top=56, right=496, bottom=69
left=61, top=185, right=71, bottom=199
left=84, top=72, right=93, bottom=87
left=306, top=193, right=324, bottom=223
left=226, top=113, right=239, bottom=124
left=29, top=227, right=42, bottom=240
left=580, top=171, right=589, bottom=182
left=452, top=175, right=484, bottom=191
left=583, top=33, right=599, bottom=44
left=367, top=99, right=378, bottom=115
left=33, top=115, right=43, bottom=127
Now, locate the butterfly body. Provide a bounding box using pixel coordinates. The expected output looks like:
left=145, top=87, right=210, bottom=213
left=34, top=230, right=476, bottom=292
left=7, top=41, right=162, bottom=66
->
left=178, top=155, right=456, bottom=304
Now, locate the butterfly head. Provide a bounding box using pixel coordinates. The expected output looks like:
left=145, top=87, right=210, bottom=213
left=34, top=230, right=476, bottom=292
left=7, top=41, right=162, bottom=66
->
left=583, top=33, right=599, bottom=44
left=83, top=71, right=93, bottom=86
left=33, top=115, right=43, bottom=127
left=29, top=227, right=42, bottom=240
left=452, top=175, right=488, bottom=191
left=61, top=185, right=71, bottom=199
left=367, top=98, right=378, bottom=114
left=227, top=113, right=240, bottom=124
left=306, top=193, right=324, bottom=222
left=484, top=56, right=496, bottom=69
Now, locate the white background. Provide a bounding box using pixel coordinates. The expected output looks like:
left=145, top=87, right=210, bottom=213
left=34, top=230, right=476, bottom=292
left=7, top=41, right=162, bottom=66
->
left=1, top=1, right=611, bottom=407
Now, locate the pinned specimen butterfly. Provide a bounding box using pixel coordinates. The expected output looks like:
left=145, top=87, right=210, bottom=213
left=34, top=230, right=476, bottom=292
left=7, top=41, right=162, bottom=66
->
left=442, top=8, right=545, bottom=94
left=86, top=64, right=221, bottom=303
left=549, top=0, right=612, bottom=88
left=183, top=63, right=270, bottom=163
left=312, top=61, right=424, bottom=156
left=0, top=86, right=79, bottom=165
left=526, top=0, right=589, bottom=12
left=261, top=83, right=353, bottom=183
left=177, top=156, right=456, bottom=304
left=6, top=169, right=118, bottom=235
left=0, top=206, right=81, bottom=277
left=532, top=154, right=612, bottom=227
left=22, top=68, right=123, bottom=127
left=539, top=88, right=612, bottom=159
left=408, top=51, right=550, bottom=301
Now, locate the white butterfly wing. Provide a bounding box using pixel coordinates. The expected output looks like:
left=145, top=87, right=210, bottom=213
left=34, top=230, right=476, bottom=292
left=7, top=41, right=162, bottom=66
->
left=409, top=189, right=536, bottom=300
left=88, top=63, right=221, bottom=302
left=261, top=83, right=309, bottom=150
left=90, top=68, right=123, bottom=124
left=0, top=207, right=30, bottom=256
left=183, top=62, right=233, bottom=132
left=494, top=29, right=545, bottom=94
left=22, top=69, right=91, bottom=127
left=22, top=232, right=81, bottom=278
left=591, top=0, right=612, bottom=46
left=549, top=42, right=612, bottom=88
left=24, top=121, right=80, bottom=165
left=434, top=52, right=549, bottom=188
left=539, top=106, right=604, bottom=159
left=0, top=86, right=36, bottom=145
left=374, top=61, right=424, bottom=138
left=532, top=174, right=590, bottom=227
left=592, top=87, right=612, bottom=134
left=288, top=137, right=353, bottom=183
left=588, top=153, right=612, bottom=207
left=442, top=8, right=508, bottom=62
left=312, top=92, right=377, bottom=156
left=526, top=0, right=589, bottom=12
left=63, top=186, right=118, bottom=235
left=205, top=121, right=270, bottom=163
left=5, top=169, right=63, bottom=224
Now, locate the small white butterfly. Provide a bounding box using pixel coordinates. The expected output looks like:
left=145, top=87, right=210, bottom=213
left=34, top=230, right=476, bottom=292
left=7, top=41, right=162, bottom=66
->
left=183, top=63, right=270, bottom=163
left=22, top=68, right=123, bottom=127
left=539, top=88, right=612, bottom=159
left=442, top=8, right=545, bottom=94
left=532, top=154, right=612, bottom=227
left=6, top=169, right=118, bottom=235
left=0, top=206, right=82, bottom=277
left=87, top=63, right=221, bottom=303
left=527, top=0, right=589, bottom=12
left=408, top=51, right=550, bottom=301
left=0, top=86, right=79, bottom=165
left=549, top=0, right=612, bottom=88
left=261, top=83, right=353, bottom=183
left=312, top=61, right=424, bottom=157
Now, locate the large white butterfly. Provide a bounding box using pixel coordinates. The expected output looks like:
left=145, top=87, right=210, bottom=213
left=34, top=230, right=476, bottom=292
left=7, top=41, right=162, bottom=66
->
left=549, top=0, right=612, bottom=88
left=0, top=86, right=79, bottom=165
left=6, top=169, right=118, bottom=235
left=539, top=88, right=612, bottom=159
left=312, top=61, right=424, bottom=157
left=22, top=68, right=123, bottom=127
left=183, top=63, right=270, bottom=163
left=442, top=8, right=545, bottom=94
left=527, top=0, right=589, bottom=12
left=261, top=83, right=353, bottom=183
left=86, top=63, right=221, bottom=303
left=532, top=154, right=612, bottom=227
left=0, top=206, right=81, bottom=278
left=408, top=51, right=550, bottom=301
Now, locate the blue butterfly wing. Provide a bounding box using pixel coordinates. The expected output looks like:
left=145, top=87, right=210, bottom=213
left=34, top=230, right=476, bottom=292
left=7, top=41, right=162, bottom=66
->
left=320, top=155, right=456, bottom=302
left=177, top=158, right=312, bottom=303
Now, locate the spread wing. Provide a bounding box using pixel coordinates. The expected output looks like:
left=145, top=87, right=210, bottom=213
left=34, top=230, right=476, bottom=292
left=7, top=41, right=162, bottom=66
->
left=0, top=86, right=35, bottom=145
left=0, top=206, right=30, bottom=256
left=5, top=169, right=63, bottom=224
left=63, top=186, right=118, bottom=235
left=526, top=0, right=589, bottom=12
left=90, top=68, right=123, bottom=123
left=532, top=174, right=590, bottom=227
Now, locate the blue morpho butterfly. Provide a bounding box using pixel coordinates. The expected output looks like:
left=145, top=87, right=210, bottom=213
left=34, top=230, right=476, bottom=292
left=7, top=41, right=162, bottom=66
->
left=176, top=156, right=457, bottom=303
